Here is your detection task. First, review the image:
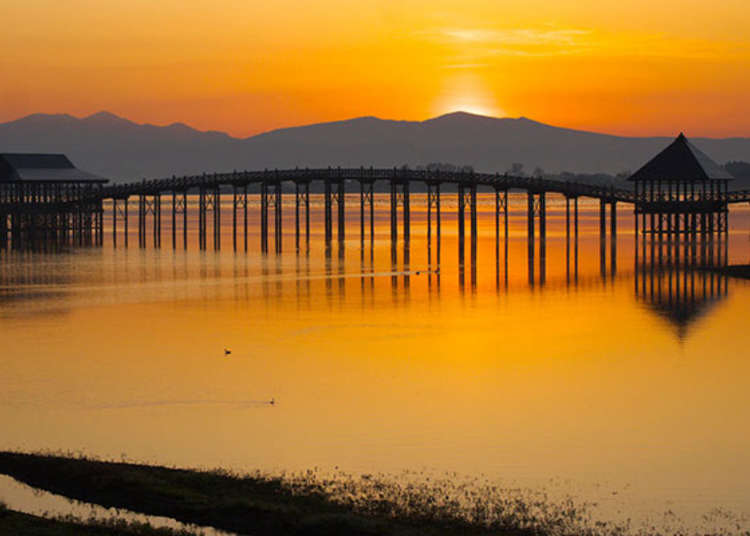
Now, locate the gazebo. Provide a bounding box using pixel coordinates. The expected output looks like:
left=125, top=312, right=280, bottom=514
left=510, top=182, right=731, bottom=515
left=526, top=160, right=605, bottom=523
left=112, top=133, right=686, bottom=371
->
left=0, top=153, right=107, bottom=249
left=629, top=133, right=732, bottom=241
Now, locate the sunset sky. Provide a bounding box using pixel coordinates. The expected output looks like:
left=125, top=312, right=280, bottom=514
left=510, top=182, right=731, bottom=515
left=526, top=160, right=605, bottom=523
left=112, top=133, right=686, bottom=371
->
left=2, top=0, right=749, bottom=137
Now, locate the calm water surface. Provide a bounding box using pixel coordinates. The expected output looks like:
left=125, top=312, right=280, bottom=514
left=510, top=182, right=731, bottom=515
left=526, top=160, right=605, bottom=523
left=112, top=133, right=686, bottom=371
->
left=2, top=194, right=750, bottom=533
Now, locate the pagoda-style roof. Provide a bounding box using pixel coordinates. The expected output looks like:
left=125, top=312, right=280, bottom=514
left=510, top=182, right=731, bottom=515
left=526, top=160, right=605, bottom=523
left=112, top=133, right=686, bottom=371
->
left=0, top=153, right=107, bottom=183
left=628, top=133, right=733, bottom=182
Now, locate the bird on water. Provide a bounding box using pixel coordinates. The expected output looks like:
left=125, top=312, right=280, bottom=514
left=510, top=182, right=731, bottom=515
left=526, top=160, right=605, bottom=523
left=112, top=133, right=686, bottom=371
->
left=269, top=398, right=275, bottom=405
left=224, top=347, right=232, bottom=356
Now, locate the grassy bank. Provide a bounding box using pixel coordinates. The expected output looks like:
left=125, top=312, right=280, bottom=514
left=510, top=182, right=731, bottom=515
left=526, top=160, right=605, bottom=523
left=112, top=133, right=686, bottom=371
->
left=0, top=502, right=193, bottom=536
left=1, top=452, right=534, bottom=536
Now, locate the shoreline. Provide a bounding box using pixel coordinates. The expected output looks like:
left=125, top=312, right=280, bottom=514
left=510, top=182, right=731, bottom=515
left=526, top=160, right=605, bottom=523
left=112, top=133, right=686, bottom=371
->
left=0, top=451, right=538, bottom=536
left=0, top=506, right=196, bottom=536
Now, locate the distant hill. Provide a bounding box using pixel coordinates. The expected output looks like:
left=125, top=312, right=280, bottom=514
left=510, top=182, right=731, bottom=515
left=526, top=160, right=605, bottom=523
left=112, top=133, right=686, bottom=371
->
left=1, top=111, right=749, bottom=185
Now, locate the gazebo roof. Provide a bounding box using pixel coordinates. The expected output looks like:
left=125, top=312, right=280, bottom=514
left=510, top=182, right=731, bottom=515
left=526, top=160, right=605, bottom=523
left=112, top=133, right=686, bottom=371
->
left=628, top=133, right=733, bottom=182
left=0, top=153, right=107, bottom=183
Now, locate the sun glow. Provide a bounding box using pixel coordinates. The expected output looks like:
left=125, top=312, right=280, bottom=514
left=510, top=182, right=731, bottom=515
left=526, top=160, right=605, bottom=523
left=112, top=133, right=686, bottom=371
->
left=432, top=73, right=505, bottom=118
left=442, top=103, right=504, bottom=118
left=2, top=0, right=750, bottom=136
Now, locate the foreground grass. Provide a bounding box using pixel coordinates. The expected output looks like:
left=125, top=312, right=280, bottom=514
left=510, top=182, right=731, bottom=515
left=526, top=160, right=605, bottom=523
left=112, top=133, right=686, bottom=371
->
left=0, top=503, right=194, bottom=536
left=0, top=451, right=615, bottom=535
left=0, top=452, right=521, bottom=536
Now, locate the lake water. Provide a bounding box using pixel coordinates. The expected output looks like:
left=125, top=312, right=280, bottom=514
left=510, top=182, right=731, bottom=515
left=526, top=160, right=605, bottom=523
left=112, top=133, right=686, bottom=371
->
left=1, top=193, right=750, bottom=534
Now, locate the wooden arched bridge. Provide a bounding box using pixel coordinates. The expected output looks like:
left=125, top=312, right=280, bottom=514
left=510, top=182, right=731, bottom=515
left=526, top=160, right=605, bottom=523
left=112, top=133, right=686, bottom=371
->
left=2, top=166, right=750, bottom=265
left=89, top=168, right=636, bottom=253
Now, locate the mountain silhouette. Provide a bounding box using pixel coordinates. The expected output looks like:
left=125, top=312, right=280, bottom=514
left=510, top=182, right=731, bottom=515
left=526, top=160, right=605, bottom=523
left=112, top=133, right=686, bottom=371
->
left=1, top=111, right=749, bottom=183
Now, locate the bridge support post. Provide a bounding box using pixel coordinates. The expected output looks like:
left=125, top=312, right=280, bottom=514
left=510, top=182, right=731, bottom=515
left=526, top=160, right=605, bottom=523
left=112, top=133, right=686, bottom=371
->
left=243, top=185, right=248, bottom=252
left=274, top=182, right=281, bottom=254
left=233, top=185, right=238, bottom=252
left=325, top=179, right=333, bottom=246
left=97, top=201, right=104, bottom=247
left=641, top=212, right=653, bottom=263
left=182, top=191, right=188, bottom=250
left=709, top=212, right=716, bottom=267
left=295, top=181, right=301, bottom=252
left=140, top=195, right=145, bottom=249
left=112, top=199, right=118, bottom=248
left=666, top=182, right=673, bottom=265
left=680, top=190, right=687, bottom=267
left=390, top=179, right=397, bottom=261
left=368, top=181, right=374, bottom=252
left=401, top=180, right=409, bottom=273
left=634, top=202, right=639, bottom=272
left=153, top=194, right=161, bottom=249
left=305, top=181, right=310, bottom=250
left=198, top=187, right=206, bottom=250
left=565, top=196, right=570, bottom=281
left=690, top=210, right=697, bottom=264
left=403, top=180, right=410, bottom=249
left=90, top=205, right=96, bottom=247
left=123, top=197, right=128, bottom=248
left=260, top=180, right=268, bottom=253
left=494, top=188, right=499, bottom=275
left=503, top=188, right=508, bottom=273
left=172, top=192, right=177, bottom=250
left=700, top=210, right=707, bottom=266
left=214, top=186, right=221, bottom=251
left=359, top=180, right=365, bottom=251
left=337, top=180, right=345, bottom=247
left=436, top=183, right=442, bottom=265
left=527, top=192, right=535, bottom=284
left=539, top=192, right=546, bottom=285
left=428, top=183, right=435, bottom=262
left=470, top=182, right=477, bottom=286
left=73, top=208, right=79, bottom=247
left=135, top=195, right=141, bottom=248
left=599, top=199, right=606, bottom=276
left=458, top=184, right=465, bottom=271
left=361, top=179, right=374, bottom=261
left=610, top=201, right=617, bottom=275
left=91, top=204, right=97, bottom=246
left=138, top=194, right=145, bottom=248
left=390, top=179, right=396, bottom=244
left=61, top=210, right=68, bottom=248
left=0, top=212, right=6, bottom=251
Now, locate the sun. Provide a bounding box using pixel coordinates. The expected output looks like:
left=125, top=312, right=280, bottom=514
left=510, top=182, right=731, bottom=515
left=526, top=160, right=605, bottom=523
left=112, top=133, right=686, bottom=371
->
left=445, top=102, right=504, bottom=118
left=432, top=73, right=505, bottom=118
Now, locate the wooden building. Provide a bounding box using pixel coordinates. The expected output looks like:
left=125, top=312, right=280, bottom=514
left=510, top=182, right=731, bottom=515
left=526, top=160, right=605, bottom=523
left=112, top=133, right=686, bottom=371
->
left=630, top=133, right=732, bottom=240
left=0, top=153, right=108, bottom=249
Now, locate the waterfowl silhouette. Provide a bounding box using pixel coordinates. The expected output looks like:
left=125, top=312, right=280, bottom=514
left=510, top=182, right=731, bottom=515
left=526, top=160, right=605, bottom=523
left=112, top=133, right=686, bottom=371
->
left=224, top=347, right=232, bottom=356
left=269, top=398, right=275, bottom=405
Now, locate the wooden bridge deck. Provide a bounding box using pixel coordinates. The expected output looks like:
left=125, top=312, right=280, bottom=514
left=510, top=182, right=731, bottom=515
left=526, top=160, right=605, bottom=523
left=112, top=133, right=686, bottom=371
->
left=82, top=168, right=750, bottom=204
left=86, top=169, right=638, bottom=203
left=2, top=166, right=748, bottom=254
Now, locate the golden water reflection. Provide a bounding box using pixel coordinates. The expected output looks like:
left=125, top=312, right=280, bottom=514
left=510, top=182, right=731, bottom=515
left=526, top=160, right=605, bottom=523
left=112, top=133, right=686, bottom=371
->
left=1, top=194, right=750, bottom=531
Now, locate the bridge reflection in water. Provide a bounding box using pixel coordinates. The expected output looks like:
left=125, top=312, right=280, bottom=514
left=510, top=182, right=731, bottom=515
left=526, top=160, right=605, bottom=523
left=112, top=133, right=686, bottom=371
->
left=0, top=194, right=736, bottom=344
left=634, top=224, right=729, bottom=340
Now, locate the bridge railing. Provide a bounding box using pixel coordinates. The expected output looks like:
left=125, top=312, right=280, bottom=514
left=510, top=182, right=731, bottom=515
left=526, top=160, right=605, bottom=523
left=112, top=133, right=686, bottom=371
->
left=74, top=168, right=648, bottom=205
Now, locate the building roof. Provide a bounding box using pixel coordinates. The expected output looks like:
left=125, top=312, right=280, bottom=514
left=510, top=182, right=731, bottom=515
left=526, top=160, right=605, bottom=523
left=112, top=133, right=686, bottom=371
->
left=628, top=133, right=733, bottom=182
left=0, top=153, right=107, bottom=183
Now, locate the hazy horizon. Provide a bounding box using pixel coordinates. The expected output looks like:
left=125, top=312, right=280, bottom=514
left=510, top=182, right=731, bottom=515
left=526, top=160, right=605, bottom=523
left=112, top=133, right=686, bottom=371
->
left=4, top=109, right=749, bottom=141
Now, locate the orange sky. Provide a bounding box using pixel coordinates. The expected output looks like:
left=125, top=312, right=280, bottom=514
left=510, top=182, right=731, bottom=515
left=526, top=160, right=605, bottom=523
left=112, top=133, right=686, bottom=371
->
left=2, top=0, right=749, bottom=138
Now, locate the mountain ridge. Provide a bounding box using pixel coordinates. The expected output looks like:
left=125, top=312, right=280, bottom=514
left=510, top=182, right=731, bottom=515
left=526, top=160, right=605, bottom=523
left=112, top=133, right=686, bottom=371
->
left=1, top=111, right=748, bottom=182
